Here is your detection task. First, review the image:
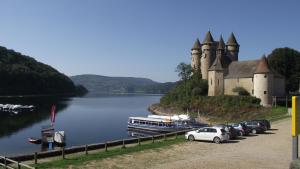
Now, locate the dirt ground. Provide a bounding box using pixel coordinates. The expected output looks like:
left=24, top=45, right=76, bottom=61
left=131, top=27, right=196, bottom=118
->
left=66, top=118, right=293, bottom=169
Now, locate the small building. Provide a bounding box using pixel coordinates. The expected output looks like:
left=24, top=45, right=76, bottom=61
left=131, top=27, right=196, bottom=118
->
left=190, top=31, right=285, bottom=106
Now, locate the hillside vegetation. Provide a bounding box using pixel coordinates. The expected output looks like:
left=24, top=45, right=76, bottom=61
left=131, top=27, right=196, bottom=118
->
left=0, top=46, right=86, bottom=95
left=71, top=74, right=175, bottom=94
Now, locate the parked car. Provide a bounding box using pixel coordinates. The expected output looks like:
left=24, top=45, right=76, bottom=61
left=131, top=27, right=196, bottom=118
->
left=214, top=124, right=238, bottom=139
left=231, top=123, right=251, bottom=136
left=243, top=121, right=266, bottom=134
left=185, top=127, right=229, bottom=144
left=253, top=119, right=271, bottom=130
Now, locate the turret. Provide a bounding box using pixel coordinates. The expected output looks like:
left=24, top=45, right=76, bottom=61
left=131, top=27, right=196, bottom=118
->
left=201, top=31, right=216, bottom=80
left=253, top=55, right=274, bottom=106
left=208, top=54, right=224, bottom=96
left=217, top=35, right=226, bottom=59
left=191, top=38, right=202, bottom=71
left=226, top=32, right=239, bottom=61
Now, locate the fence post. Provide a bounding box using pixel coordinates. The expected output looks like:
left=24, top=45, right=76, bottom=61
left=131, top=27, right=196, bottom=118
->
left=152, top=136, right=154, bottom=143
left=4, top=157, right=7, bottom=169
left=85, top=145, right=88, bottom=155
left=164, top=134, right=166, bottom=141
left=62, top=147, right=65, bottom=159
left=34, top=152, right=38, bottom=164
left=286, top=96, right=288, bottom=108
left=17, top=161, right=20, bottom=169
left=175, top=133, right=178, bottom=139
left=105, top=142, right=108, bottom=152
left=138, top=138, right=141, bottom=146
left=122, top=139, right=125, bottom=149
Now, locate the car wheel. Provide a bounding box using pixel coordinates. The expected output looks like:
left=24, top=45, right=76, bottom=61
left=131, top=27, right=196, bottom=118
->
left=252, top=129, right=257, bottom=134
left=188, top=135, right=195, bottom=141
left=239, top=131, right=244, bottom=136
left=213, top=137, right=221, bottom=144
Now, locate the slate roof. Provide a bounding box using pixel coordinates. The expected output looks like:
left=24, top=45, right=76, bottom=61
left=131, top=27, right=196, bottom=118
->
left=217, top=36, right=225, bottom=49
left=208, top=55, right=223, bottom=71
left=254, top=56, right=271, bottom=73
left=226, top=32, right=239, bottom=46
left=192, top=38, right=201, bottom=50
left=225, top=60, right=259, bottom=78
left=203, top=31, right=214, bottom=44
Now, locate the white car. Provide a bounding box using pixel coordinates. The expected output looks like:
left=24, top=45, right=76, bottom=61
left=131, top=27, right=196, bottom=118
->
left=185, top=127, right=229, bottom=144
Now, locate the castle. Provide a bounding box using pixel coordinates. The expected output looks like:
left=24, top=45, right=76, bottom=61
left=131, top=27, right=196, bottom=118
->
left=190, top=31, right=285, bottom=106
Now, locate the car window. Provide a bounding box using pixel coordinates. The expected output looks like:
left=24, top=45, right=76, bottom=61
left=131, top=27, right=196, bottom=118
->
left=211, top=129, right=217, bottom=133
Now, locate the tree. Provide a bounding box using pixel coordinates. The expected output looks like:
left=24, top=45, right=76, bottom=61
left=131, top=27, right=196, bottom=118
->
left=175, top=62, right=192, bottom=81
left=268, top=47, right=300, bottom=92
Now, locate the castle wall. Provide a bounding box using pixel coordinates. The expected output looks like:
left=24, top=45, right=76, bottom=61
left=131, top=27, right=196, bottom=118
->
left=226, top=45, right=238, bottom=61
left=224, top=78, right=253, bottom=95
left=254, top=73, right=274, bottom=106
left=208, top=71, right=224, bottom=96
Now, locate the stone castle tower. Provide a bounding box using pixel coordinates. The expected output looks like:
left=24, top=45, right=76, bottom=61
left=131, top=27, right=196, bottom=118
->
left=191, top=31, right=239, bottom=80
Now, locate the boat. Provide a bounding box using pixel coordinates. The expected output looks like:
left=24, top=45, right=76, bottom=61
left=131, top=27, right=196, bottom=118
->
left=128, top=114, right=208, bottom=132
left=54, top=131, right=66, bottom=145
left=28, top=137, right=42, bottom=144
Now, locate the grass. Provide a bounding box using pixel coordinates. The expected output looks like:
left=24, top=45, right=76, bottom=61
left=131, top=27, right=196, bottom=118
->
left=34, top=136, right=186, bottom=169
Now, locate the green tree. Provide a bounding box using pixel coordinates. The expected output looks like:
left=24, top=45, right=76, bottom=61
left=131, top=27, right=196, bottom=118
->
left=268, top=47, right=300, bottom=92
left=175, top=62, right=192, bottom=81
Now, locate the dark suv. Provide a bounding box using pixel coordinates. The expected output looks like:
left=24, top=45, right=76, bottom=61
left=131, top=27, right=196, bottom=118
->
left=253, top=119, right=271, bottom=130
left=243, top=121, right=266, bottom=134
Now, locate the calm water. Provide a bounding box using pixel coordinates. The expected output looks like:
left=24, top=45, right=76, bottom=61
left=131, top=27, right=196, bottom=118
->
left=0, top=95, right=161, bottom=156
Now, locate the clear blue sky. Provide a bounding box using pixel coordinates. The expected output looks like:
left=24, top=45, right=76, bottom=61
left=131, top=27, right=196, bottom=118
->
left=0, top=0, right=299, bottom=82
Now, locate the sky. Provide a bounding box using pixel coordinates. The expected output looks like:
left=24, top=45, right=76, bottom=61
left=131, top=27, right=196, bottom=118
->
left=0, top=0, right=299, bottom=82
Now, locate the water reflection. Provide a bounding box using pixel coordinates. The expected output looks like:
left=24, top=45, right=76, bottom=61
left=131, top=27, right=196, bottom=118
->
left=0, top=96, right=72, bottom=138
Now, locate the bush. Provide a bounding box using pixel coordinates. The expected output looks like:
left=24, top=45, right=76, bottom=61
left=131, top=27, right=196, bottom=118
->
left=232, top=87, right=250, bottom=96
left=290, top=159, right=300, bottom=169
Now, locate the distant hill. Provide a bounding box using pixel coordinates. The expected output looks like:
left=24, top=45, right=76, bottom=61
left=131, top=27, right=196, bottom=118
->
left=0, top=46, right=86, bottom=96
left=70, top=74, right=176, bottom=94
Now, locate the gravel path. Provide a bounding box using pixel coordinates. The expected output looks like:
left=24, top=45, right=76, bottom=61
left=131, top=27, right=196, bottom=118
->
left=69, top=118, right=293, bottom=169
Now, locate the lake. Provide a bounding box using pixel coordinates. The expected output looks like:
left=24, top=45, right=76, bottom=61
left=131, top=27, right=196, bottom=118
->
left=0, top=94, right=161, bottom=156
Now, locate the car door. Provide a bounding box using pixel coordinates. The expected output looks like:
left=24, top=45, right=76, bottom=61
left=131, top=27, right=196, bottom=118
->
left=206, top=128, right=217, bottom=141
left=196, top=128, right=207, bottom=140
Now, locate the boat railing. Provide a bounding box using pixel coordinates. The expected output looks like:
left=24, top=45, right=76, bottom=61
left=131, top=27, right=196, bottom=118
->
left=0, top=156, right=35, bottom=169
left=5, top=129, right=192, bottom=166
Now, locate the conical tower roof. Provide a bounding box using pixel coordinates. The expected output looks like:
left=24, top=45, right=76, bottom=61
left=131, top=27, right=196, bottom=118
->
left=191, top=38, right=201, bottom=50
left=226, top=32, right=239, bottom=46
left=203, top=31, right=214, bottom=44
left=217, top=35, right=225, bottom=49
left=254, top=55, right=272, bottom=74
left=208, top=55, right=223, bottom=71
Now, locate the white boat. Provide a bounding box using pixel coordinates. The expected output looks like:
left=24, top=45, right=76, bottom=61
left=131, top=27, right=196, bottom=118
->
left=148, top=114, right=191, bottom=121
left=54, top=131, right=66, bottom=145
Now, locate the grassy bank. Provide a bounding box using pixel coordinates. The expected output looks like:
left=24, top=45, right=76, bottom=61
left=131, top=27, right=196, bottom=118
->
left=34, top=136, right=186, bottom=169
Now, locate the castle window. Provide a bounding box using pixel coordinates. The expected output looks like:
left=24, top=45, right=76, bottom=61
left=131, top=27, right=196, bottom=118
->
left=218, top=79, right=219, bottom=86
left=237, top=78, right=239, bottom=83
left=252, top=78, right=253, bottom=82
left=252, top=90, right=254, bottom=94
left=264, top=75, right=267, bottom=78
left=211, top=79, right=212, bottom=85
left=264, top=91, right=267, bottom=94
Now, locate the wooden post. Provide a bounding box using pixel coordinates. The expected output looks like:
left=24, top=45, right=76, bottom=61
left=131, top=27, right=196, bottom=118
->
left=4, top=157, right=7, bottom=169
left=105, top=142, right=108, bottom=152
left=138, top=138, right=141, bottom=146
left=286, top=96, right=288, bottom=108
left=62, top=147, right=65, bottom=159
left=85, top=145, right=88, bottom=155
left=34, top=152, right=38, bottom=164
left=122, top=139, right=125, bottom=148
left=175, top=133, right=178, bottom=139
left=275, top=96, right=277, bottom=107
left=164, top=134, right=166, bottom=141
left=152, top=136, right=154, bottom=143
left=17, top=161, right=20, bottom=169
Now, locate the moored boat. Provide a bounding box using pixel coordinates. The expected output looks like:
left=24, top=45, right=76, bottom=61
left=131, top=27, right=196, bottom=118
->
left=28, top=137, right=42, bottom=144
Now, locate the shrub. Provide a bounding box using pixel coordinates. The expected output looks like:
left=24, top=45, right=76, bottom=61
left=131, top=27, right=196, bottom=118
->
left=232, top=87, right=250, bottom=96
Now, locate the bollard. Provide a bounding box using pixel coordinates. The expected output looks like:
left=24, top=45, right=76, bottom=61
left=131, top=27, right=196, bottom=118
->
left=34, top=152, right=38, bottom=164
left=152, top=136, right=154, bottom=143
left=62, top=147, right=65, bottom=159
left=105, top=142, right=108, bottom=152
left=122, top=139, right=125, bottom=149
left=85, top=145, right=88, bottom=155
left=138, top=138, right=141, bottom=146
